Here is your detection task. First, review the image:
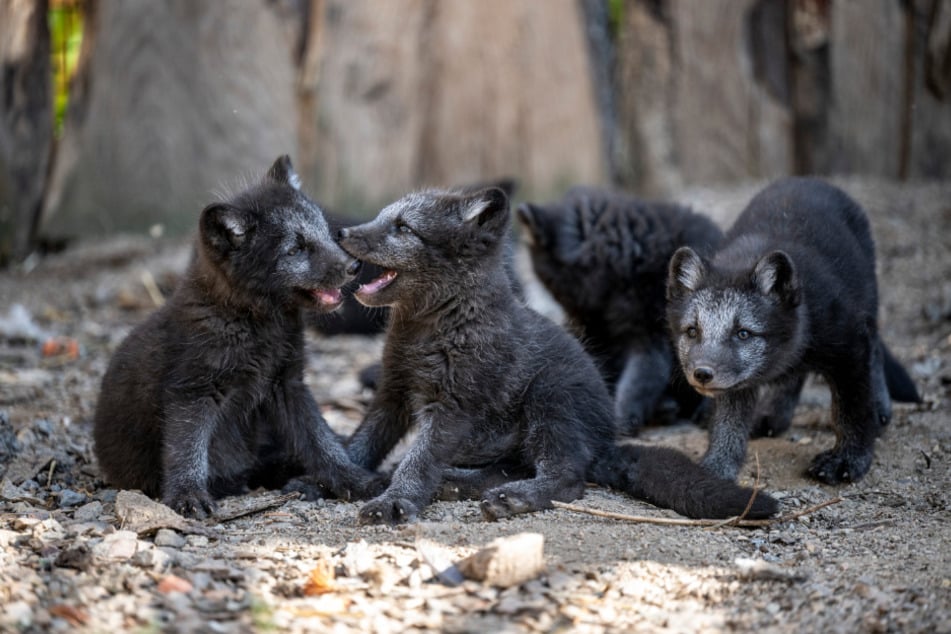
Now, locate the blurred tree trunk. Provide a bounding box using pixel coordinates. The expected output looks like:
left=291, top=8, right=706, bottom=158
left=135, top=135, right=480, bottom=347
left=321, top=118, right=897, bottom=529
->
left=614, top=0, right=951, bottom=194
left=40, top=0, right=301, bottom=239
left=299, top=0, right=608, bottom=214
left=0, top=0, right=52, bottom=264
left=615, top=0, right=794, bottom=193
left=906, top=0, right=951, bottom=179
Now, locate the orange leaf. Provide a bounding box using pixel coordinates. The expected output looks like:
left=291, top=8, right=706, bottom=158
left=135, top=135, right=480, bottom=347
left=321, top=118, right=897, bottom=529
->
left=50, top=604, right=89, bottom=626
left=157, top=574, right=193, bottom=594
left=303, top=559, right=336, bottom=596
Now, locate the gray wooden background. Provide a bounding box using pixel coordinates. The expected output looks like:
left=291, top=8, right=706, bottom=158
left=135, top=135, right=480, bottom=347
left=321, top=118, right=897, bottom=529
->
left=1, top=0, right=949, bottom=264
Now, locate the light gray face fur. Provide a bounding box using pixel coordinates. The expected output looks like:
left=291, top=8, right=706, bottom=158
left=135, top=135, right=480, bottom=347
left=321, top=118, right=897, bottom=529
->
left=673, top=288, right=772, bottom=394
left=340, top=188, right=504, bottom=308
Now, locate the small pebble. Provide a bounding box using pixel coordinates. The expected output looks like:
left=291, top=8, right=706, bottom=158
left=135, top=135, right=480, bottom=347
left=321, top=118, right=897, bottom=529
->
left=154, top=529, right=186, bottom=549
left=58, top=489, right=87, bottom=508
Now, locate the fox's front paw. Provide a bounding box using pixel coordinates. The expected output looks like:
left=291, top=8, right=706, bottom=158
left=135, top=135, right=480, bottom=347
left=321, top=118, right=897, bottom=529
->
left=163, top=488, right=217, bottom=519
left=807, top=447, right=873, bottom=484
left=358, top=496, right=419, bottom=525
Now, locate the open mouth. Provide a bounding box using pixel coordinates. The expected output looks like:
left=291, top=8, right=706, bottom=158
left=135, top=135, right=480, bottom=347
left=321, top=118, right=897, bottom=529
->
left=301, top=287, right=344, bottom=310
left=355, top=269, right=398, bottom=298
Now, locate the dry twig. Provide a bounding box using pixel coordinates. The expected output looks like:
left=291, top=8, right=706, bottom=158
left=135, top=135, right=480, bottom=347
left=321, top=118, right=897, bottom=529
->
left=551, top=496, right=842, bottom=528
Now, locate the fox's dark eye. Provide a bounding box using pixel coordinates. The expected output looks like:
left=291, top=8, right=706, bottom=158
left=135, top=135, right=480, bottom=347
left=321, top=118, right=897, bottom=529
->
left=286, top=246, right=300, bottom=256
left=736, top=328, right=751, bottom=340
left=686, top=326, right=699, bottom=339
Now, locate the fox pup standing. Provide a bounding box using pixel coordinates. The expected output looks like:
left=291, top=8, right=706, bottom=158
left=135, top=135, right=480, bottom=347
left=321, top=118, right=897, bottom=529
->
left=518, top=187, right=721, bottom=434
left=94, top=156, right=384, bottom=517
left=338, top=186, right=777, bottom=524
left=667, top=177, right=920, bottom=484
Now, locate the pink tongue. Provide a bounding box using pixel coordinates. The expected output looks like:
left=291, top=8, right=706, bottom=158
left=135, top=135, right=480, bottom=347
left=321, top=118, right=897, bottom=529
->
left=358, top=270, right=397, bottom=295
left=313, top=288, right=342, bottom=305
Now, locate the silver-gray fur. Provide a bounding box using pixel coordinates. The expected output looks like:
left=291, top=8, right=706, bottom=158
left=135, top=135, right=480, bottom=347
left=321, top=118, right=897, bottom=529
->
left=338, top=186, right=778, bottom=524
left=667, top=177, right=920, bottom=484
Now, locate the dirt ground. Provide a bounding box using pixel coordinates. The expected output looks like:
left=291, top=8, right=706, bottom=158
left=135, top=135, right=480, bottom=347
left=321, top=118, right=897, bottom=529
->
left=0, top=177, right=949, bottom=633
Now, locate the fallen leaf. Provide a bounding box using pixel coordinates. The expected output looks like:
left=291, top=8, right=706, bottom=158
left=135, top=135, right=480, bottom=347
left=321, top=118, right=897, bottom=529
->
left=303, top=558, right=336, bottom=596
left=158, top=574, right=194, bottom=594
left=41, top=337, right=80, bottom=360
left=49, top=604, right=89, bottom=626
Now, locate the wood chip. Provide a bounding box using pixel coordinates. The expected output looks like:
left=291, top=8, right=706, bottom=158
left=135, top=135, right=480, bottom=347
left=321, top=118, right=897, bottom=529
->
left=456, top=532, right=545, bottom=588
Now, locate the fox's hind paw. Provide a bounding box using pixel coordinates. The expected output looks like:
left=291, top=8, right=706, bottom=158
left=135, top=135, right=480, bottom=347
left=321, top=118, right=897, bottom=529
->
left=282, top=476, right=332, bottom=501
left=481, top=483, right=562, bottom=520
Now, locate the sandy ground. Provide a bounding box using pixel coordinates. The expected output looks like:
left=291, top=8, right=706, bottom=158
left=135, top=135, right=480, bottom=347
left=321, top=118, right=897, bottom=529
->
left=0, top=176, right=949, bottom=633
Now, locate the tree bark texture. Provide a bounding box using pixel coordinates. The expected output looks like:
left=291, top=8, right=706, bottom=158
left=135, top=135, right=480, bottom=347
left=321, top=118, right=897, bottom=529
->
left=0, top=0, right=52, bottom=263
left=40, top=0, right=300, bottom=239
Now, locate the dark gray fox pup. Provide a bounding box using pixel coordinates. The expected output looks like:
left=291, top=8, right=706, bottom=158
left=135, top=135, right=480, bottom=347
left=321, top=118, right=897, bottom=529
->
left=314, top=179, right=521, bottom=339
left=93, top=156, right=385, bottom=517
left=667, top=177, right=920, bottom=484
left=517, top=187, right=722, bottom=434
left=337, top=185, right=777, bottom=525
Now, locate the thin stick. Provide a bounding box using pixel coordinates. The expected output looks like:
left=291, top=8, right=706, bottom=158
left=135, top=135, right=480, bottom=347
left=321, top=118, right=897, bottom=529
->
left=141, top=270, right=165, bottom=307
left=211, top=492, right=300, bottom=524
left=47, top=460, right=57, bottom=488
left=551, top=496, right=843, bottom=528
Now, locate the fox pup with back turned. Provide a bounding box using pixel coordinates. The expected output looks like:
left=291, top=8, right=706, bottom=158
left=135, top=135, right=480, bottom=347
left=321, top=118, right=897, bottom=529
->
left=93, top=156, right=385, bottom=517
left=337, top=186, right=777, bottom=524
left=517, top=186, right=721, bottom=434
left=667, top=177, right=920, bottom=484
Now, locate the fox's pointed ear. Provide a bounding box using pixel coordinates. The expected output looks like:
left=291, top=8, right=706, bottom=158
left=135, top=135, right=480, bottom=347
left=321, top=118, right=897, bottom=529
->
left=754, top=250, right=800, bottom=305
left=516, top=202, right=546, bottom=247
left=201, top=203, right=254, bottom=253
left=461, top=186, right=509, bottom=227
left=266, top=154, right=301, bottom=190
left=667, top=247, right=706, bottom=299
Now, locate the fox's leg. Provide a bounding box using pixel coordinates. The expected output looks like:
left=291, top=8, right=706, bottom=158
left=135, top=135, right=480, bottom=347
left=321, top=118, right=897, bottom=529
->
left=161, top=397, right=222, bottom=518
left=870, top=336, right=893, bottom=429
left=358, top=404, right=469, bottom=525
left=700, top=388, right=757, bottom=481
left=750, top=372, right=806, bottom=438
left=275, top=380, right=388, bottom=500
left=614, top=342, right=673, bottom=435
left=346, top=381, right=413, bottom=470
left=479, top=408, right=592, bottom=520
left=808, top=325, right=879, bottom=484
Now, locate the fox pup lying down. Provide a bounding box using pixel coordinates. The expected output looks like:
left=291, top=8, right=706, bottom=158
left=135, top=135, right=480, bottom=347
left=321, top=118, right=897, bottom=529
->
left=338, top=186, right=778, bottom=524
left=93, top=156, right=385, bottom=517
left=667, top=177, right=920, bottom=484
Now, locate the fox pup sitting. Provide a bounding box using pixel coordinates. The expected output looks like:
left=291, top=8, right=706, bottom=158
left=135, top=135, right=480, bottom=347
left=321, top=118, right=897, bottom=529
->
left=93, top=156, right=385, bottom=517
left=667, top=177, right=920, bottom=484
left=338, top=186, right=777, bottom=524
left=518, top=186, right=721, bottom=434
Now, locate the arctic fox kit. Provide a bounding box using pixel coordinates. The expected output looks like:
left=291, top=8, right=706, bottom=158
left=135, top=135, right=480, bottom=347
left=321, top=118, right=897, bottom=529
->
left=667, top=177, right=920, bottom=484
left=518, top=186, right=721, bottom=434
left=94, top=156, right=385, bottom=517
left=337, top=186, right=777, bottom=524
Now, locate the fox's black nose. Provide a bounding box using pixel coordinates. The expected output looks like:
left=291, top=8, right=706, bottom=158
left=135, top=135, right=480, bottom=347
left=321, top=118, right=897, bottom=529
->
left=346, top=260, right=362, bottom=276
left=693, top=367, right=715, bottom=385
left=337, top=228, right=350, bottom=240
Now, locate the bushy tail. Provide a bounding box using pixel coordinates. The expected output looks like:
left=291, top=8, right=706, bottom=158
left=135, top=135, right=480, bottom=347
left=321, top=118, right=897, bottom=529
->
left=589, top=443, right=778, bottom=520
left=883, top=346, right=920, bottom=403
